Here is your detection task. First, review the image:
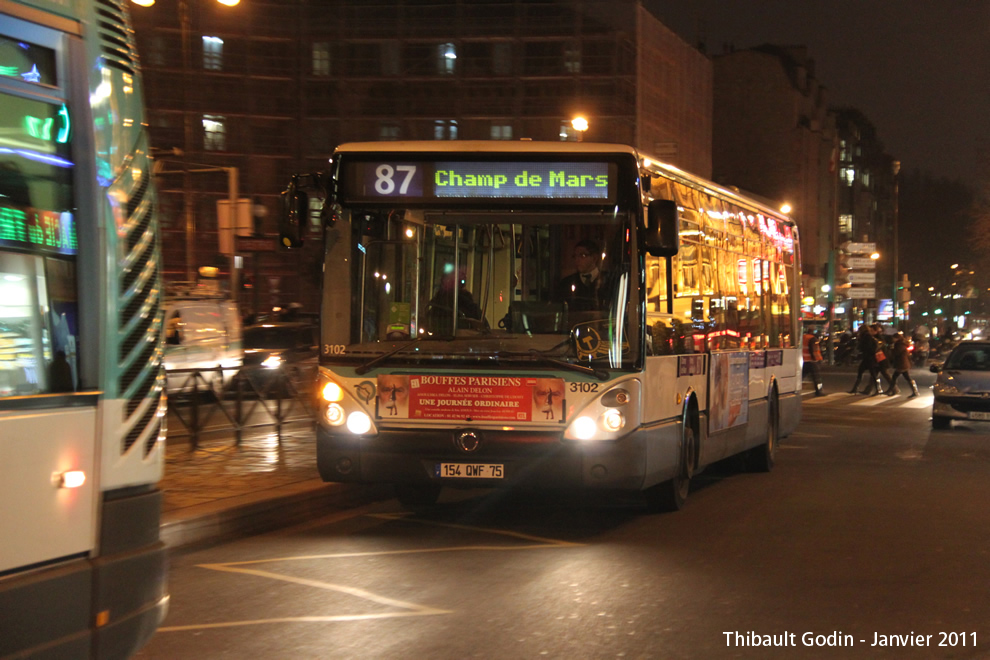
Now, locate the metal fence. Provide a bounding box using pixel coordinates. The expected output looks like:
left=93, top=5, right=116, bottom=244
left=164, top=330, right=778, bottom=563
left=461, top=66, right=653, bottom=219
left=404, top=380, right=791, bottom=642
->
left=165, top=364, right=318, bottom=448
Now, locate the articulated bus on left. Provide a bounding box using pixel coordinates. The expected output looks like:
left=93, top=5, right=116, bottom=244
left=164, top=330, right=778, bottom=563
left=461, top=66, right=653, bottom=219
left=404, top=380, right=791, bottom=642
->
left=1, top=0, right=168, bottom=658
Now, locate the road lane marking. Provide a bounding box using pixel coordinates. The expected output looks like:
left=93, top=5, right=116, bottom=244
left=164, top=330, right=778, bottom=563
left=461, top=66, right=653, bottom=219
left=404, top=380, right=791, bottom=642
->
left=159, top=514, right=581, bottom=632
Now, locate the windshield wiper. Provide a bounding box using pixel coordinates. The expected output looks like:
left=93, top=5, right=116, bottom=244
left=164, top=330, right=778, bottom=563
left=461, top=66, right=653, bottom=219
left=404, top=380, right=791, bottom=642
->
left=354, top=337, right=422, bottom=375
left=528, top=349, right=610, bottom=381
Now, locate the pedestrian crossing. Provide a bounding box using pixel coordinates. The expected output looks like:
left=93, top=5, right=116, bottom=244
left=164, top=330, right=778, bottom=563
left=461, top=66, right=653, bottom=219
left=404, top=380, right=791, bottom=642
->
left=801, top=389, right=933, bottom=409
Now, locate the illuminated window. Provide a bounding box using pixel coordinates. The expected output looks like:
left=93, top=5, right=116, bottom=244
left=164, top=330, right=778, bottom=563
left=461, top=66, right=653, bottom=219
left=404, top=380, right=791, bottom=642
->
left=202, top=36, right=223, bottom=71
left=841, top=167, right=855, bottom=187
left=379, top=123, right=400, bottom=141
left=564, top=41, right=581, bottom=73
left=559, top=121, right=577, bottom=141
left=437, top=43, right=456, bottom=75
left=202, top=115, right=225, bottom=151
left=433, top=119, right=457, bottom=140
left=839, top=214, right=853, bottom=234
left=490, top=124, right=512, bottom=140
left=312, top=42, right=330, bottom=76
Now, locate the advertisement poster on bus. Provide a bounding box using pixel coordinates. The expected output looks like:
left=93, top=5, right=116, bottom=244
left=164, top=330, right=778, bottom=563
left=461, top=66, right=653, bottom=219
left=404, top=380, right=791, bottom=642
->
left=709, top=352, right=750, bottom=433
left=376, top=375, right=565, bottom=422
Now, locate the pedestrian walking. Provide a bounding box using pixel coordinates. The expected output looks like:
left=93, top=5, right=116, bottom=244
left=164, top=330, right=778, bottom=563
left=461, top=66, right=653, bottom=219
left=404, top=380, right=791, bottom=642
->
left=887, top=331, right=920, bottom=397
left=803, top=328, right=825, bottom=396
left=848, top=324, right=884, bottom=395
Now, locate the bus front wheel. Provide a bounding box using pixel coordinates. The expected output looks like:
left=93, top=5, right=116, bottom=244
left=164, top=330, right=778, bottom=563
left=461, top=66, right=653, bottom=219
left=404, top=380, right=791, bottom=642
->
left=645, top=416, right=695, bottom=513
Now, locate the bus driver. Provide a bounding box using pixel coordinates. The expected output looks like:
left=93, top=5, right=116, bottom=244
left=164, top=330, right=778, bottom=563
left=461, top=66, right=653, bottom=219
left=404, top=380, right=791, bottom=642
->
left=554, top=238, right=606, bottom=311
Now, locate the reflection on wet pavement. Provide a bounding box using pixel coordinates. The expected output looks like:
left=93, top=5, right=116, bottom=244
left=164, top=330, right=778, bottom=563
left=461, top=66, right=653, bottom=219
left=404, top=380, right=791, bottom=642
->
left=161, top=423, right=319, bottom=514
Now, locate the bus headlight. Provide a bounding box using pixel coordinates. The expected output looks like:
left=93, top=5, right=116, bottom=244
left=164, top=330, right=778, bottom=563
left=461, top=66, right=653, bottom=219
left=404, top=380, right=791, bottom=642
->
left=572, top=416, right=597, bottom=440
left=346, top=411, right=373, bottom=435
left=322, top=381, right=343, bottom=402
left=602, top=408, right=625, bottom=432
left=325, top=403, right=345, bottom=426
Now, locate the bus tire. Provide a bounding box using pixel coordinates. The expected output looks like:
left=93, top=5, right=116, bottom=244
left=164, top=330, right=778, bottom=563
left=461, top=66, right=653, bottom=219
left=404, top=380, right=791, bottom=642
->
left=746, top=392, right=778, bottom=472
left=395, top=483, right=442, bottom=509
left=645, top=413, right=695, bottom=512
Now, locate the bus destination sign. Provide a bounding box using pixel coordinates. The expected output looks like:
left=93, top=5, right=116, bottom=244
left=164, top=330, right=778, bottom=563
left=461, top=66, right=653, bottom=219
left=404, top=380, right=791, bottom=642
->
left=345, top=160, right=614, bottom=203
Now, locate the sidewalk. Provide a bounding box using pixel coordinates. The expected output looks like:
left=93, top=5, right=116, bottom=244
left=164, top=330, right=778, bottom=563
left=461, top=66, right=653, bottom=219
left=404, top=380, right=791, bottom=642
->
left=159, top=422, right=389, bottom=549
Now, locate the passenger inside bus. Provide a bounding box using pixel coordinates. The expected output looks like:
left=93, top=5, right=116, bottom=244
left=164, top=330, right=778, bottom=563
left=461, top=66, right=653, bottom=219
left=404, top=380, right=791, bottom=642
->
left=425, top=267, right=486, bottom=333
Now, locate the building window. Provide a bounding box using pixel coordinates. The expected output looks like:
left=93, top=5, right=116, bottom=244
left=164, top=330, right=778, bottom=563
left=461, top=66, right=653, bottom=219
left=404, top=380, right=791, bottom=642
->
left=839, top=214, right=853, bottom=234
left=493, top=42, right=512, bottom=75
left=564, top=40, right=581, bottom=73
left=382, top=42, right=400, bottom=76
left=434, top=119, right=458, bottom=140
left=203, top=115, right=226, bottom=151
left=841, top=167, right=855, bottom=187
left=437, top=43, right=456, bottom=75
left=379, top=123, right=400, bottom=141
left=202, top=36, right=223, bottom=71
left=490, top=124, right=512, bottom=140
left=559, top=121, right=577, bottom=141
left=313, top=42, right=330, bottom=76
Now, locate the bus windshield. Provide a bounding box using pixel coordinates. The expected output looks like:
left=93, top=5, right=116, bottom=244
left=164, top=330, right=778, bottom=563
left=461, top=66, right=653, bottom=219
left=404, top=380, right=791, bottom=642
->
left=322, top=206, right=639, bottom=370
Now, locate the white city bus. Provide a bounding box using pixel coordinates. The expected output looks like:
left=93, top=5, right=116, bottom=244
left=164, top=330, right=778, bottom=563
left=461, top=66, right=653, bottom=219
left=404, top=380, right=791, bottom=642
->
left=281, top=141, right=801, bottom=510
left=1, top=0, right=167, bottom=657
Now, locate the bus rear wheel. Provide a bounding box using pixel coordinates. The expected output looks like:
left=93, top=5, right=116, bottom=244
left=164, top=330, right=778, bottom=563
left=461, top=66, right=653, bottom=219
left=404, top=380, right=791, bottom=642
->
left=645, top=418, right=695, bottom=513
left=395, top=483, right=442, bottom=509
left=746, top=394, right=778, bottom=472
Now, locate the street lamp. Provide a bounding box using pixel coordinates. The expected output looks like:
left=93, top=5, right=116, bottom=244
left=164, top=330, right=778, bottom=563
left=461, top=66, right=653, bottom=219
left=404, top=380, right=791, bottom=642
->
left=571, top=116, right=588, bottom=142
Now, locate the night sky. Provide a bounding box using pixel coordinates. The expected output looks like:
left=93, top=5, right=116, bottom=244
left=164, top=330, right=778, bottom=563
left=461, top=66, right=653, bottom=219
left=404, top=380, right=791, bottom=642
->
left=650, top=0, right=990, bottom=189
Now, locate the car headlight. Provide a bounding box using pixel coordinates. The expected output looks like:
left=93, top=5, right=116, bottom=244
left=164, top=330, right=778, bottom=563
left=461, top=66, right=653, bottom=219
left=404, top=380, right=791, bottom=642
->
left=261, top=354, right=282, bottom=369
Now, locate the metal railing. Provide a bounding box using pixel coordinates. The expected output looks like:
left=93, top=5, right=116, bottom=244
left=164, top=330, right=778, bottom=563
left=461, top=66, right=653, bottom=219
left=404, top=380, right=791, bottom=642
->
left=165, top=363, right=318, bottom=448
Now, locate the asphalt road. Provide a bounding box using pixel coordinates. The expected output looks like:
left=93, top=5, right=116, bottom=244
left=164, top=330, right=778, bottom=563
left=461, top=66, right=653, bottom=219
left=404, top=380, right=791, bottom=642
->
left=136, top=369, right=990, bottom=659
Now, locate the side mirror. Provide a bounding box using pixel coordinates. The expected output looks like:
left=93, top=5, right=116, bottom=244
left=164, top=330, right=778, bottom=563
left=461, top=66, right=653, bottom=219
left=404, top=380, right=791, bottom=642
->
left=645, top=199, right=679, bottom=257
left=278, top=185, right=308, bottom=248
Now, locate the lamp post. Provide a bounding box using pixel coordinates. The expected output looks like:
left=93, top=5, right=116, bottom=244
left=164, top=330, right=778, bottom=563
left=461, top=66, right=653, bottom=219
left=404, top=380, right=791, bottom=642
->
left=131, top=0, right=241, bottom=282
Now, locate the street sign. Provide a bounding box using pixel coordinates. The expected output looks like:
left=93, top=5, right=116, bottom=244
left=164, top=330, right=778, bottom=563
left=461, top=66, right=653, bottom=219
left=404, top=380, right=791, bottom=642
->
left=847, top=257, right=876, bottom=269
left=236, top=236, right=276, bottom=252
left=847, top=272, right=876, bottom=284
left=842, top=241, right=876, bottom=254
left=847, top=287, right=876, bottom=299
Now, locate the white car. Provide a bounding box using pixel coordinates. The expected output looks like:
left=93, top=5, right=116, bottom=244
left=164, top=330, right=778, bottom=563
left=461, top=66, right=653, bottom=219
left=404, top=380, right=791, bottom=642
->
left=164, top=298, right=243, bottom=394
left=931, top=341, right=990, bottom=429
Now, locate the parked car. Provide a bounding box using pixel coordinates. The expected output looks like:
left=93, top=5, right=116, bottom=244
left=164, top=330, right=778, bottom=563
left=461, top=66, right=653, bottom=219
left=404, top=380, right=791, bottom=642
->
left=930, top=340, right=990, bottom=430
left=241, top=321, right=319, bottom=396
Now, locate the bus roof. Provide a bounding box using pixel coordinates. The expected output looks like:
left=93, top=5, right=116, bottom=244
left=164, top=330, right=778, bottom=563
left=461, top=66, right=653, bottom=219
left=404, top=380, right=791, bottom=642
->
left=334, top=140, right=639, bottom=156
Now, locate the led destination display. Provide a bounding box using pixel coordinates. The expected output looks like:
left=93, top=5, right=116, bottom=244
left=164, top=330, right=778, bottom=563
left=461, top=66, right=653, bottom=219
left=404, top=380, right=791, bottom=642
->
left=345, top=160, right=615, bottom=203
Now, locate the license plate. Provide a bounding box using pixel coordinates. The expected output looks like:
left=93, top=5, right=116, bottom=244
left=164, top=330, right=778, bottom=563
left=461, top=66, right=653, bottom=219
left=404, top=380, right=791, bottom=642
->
left=435, top=463, right=504, bottom=479
left=968, top=411, right=990, bottom=421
